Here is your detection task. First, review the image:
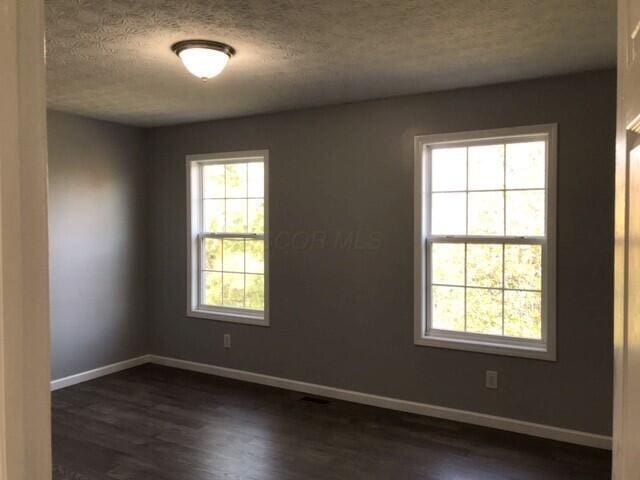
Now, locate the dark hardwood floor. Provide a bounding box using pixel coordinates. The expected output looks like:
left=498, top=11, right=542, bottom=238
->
left=52, top=364, right=611, bottom=480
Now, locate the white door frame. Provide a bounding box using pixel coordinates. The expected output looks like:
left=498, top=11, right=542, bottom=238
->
left=0, top=0, right=52, bottom=478
left=613, top=0, right=640, bottom=478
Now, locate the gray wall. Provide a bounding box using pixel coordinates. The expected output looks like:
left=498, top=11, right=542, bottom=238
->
left=48, top=110, right=147, bottom=380
left=145, top=69, right=614, bottom=435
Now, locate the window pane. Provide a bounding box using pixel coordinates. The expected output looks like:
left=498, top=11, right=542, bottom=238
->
left=504, top=290, right=541, bottom=339
left=222, top=273, right=244, bottom=307
left=194, top=156, right=267, bottom=315
left=468, top=144, right=504, bottom=190
left=431, top=193, right=466, bottom=235
left=203, top=164, right=225, bottom=198
left=248, top=199, right=264, bottom=234
left=248, top=162, right=264, bottom=198
left=467, top=244, right=502, bottom=288
left=432, top=286, right=465, bottom=332
left=245, top=274, right=264, bottom=310
left=203, top=271, right=222, bottom=306
left=505, top=244, right=541, bottom=290
left=203, top=238, right=222, bottom=271
left=246, top=240, right=264, bottom=274
left=506, top=141, right=545, bottom=189
left=420, top=135, right=549, bottom=346
left=225, top=163, right=247, bottom=198
left=222, top=239, right=244, bottom=272
left=432, top=243, right=464, bottom=286
left=431, top=147, right=466, bottom=191
left=466, top=288, right=502, bottom=335
left=468, top=192, right=504, bottom=235
left=506, top=190, right=544, bottom=236
left=203, top=199, right=225, bottom=232
left=225, top=199, right=248, bottom=232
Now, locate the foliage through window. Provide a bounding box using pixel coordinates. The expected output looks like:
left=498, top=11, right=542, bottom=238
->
left=415, top=126, right=556, bottom=359
left=188, top=151, right=268, bottom=326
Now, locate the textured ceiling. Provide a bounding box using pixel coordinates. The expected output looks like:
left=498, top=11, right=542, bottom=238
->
left=45, top=0, right=616, bottom=127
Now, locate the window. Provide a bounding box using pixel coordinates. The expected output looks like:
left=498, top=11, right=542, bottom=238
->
left=187, top=150, right=268, bottom=326
left=414, top=125, right=556, bottom=359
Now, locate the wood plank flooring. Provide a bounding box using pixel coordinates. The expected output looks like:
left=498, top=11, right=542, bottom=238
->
left=52, top=364, right=611, bottom=479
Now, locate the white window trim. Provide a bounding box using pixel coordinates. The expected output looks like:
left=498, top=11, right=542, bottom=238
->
left=414, top=125, right=557, bottom=360
left=186, top=149, right=270, bottom=327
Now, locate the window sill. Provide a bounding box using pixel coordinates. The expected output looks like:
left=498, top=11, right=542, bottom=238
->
left=188, top=308, right=269, bottom=327
left=415, top=334, right=555, bottom=361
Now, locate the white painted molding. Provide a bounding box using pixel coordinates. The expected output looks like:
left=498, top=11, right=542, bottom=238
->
left=1, top=0, right=51, bottom=476
left=147, top=355, right=611, bottom=450
left=50, top=355, right=151, bottom=391
left=49, top=354, right=612, bottom=449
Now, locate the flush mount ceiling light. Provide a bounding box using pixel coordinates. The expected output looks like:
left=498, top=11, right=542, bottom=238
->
left=171, top=40, right=236, bottom=81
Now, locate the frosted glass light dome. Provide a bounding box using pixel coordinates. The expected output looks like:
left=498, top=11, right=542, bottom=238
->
left=171, top=40, right=235, bottom=81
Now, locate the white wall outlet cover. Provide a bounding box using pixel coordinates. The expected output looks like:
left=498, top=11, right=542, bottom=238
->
left=485, top=370, right=498, bottom=389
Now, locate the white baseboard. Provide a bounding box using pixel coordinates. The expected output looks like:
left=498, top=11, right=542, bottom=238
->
left=50, top=353, right=612, bottom=450
left=147, top=355, right=612, bottom=450
left=50, top=355, right=151, bottom=391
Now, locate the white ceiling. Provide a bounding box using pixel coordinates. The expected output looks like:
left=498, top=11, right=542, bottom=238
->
left=45, top=0, right=616, bottom=127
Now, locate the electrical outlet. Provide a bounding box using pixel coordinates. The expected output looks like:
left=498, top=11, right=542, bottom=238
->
left=224, top=334, right=231, bottom=349
left=485, top=370, right=498, bottom=390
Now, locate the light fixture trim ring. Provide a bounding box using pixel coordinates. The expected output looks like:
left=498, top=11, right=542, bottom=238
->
left=171, top=39, right=236, bottom=58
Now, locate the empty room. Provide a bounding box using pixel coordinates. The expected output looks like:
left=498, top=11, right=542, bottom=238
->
left=3, top=0, right=640, bottom=479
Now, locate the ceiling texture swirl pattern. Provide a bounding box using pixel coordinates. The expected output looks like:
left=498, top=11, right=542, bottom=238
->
left=45, top=0, right=616, bottom=126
